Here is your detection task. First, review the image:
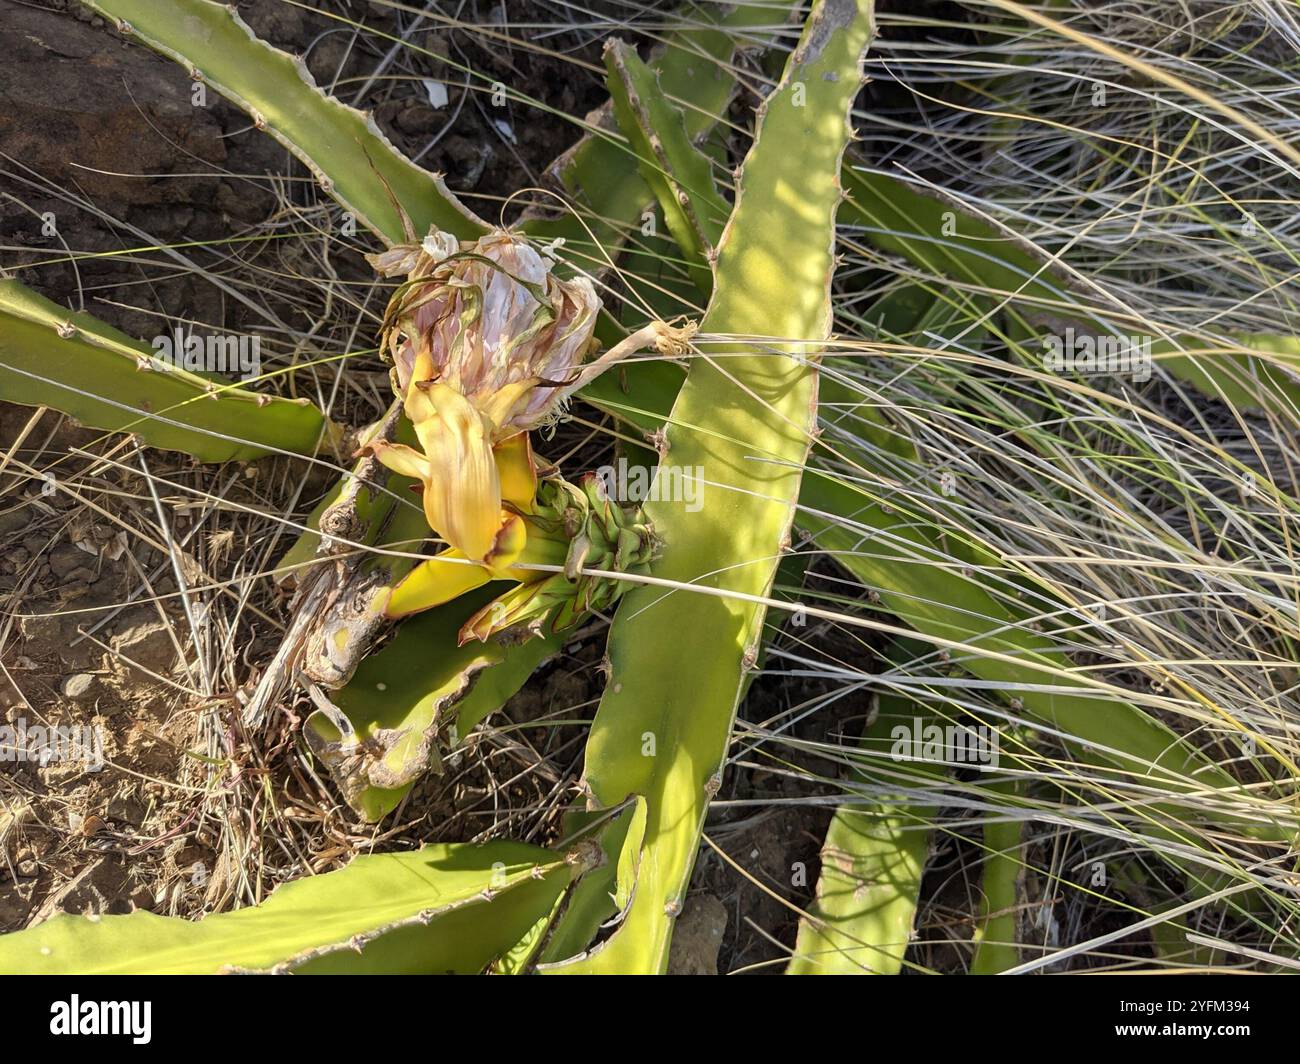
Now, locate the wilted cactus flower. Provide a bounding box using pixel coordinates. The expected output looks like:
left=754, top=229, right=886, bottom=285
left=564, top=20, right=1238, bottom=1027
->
left=363, top=225, right=692, bottom=622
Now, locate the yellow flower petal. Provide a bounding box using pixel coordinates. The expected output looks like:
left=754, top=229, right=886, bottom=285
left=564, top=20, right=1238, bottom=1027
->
left=365, top=440, right=431, bottom=482
left=383, top=549, right=492, bottom=619
left=493, top=432, right=537, bottom=512
left=477, top=377, right=539, bottom=433
left=406, top=382, right=502, bottom=563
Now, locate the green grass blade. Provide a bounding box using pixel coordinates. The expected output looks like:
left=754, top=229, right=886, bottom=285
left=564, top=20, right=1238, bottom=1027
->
left=85, top=0, right=486, bottom=243
left=0, top=278, right=331, bottom=461
left=0, top=841, right=578, bottom=974
left=545, top=0, right=877, bottom=974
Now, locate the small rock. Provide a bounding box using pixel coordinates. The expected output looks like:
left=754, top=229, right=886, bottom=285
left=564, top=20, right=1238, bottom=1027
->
left=111, top=609, right=177, bottom=675
left=61, top=673, right=97, bottom=699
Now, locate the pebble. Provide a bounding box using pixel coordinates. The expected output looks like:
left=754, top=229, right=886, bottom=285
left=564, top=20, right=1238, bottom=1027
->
left=61, top=673, right=97, bottom=699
